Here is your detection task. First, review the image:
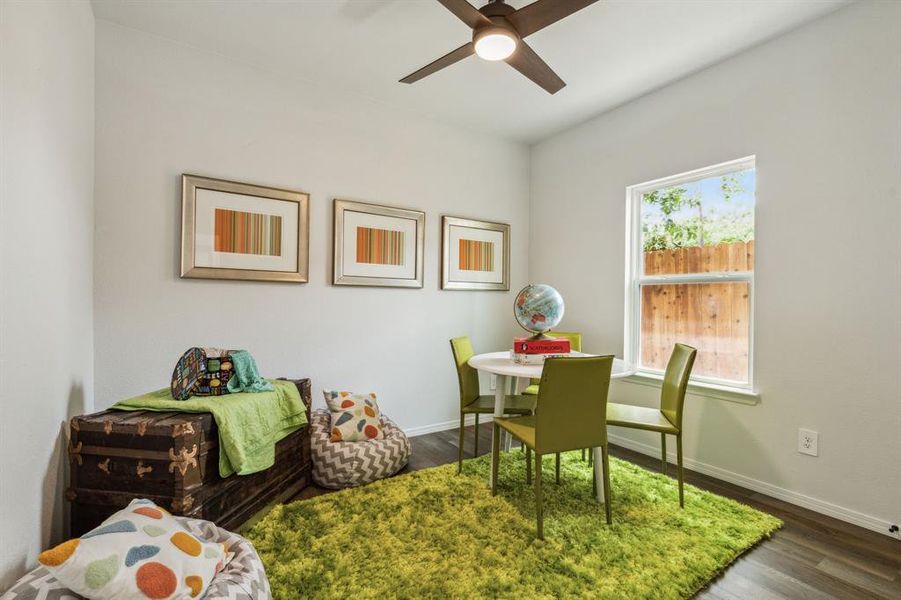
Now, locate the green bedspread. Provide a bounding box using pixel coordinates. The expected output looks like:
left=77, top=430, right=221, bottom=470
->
left=112, top=379, right=307, bottom=478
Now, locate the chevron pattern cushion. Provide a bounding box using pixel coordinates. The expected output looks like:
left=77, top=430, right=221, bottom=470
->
left=310, top=409, right=411, bottom=489
left=1, top=516, right=270, bottom=600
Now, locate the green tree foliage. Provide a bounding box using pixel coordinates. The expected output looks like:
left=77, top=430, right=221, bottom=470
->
left=642, top=174, right=753, bottom=251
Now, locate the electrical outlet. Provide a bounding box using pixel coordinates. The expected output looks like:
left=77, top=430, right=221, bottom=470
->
left=489, top=373, right=497, bottom=391
left=798, top=428, right=818, bottom=456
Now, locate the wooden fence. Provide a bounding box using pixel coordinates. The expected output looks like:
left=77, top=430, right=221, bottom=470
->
left=643, top=240, right=754, bottom=275
left=640, top=241, right=753, bottom=383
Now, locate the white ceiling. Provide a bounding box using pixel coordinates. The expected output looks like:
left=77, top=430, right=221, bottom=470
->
left=91, top=0, right=848, bottom=143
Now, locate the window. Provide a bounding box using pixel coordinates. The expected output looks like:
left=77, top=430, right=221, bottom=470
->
left=625, top=157, right=756, bottom=391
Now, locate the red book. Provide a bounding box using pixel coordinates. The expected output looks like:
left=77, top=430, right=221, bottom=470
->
left=513, top=337, right=571, bottom=355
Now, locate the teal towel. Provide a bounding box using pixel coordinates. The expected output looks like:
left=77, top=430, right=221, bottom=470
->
left=226, top=350, right=275, bottom=394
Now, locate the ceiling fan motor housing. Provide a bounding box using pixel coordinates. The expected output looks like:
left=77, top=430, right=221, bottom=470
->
left=473, top=3, right=520, bottom=55
left=475, top=0, right=519, bottom=42
left=479, top=0, right=516, bottom=18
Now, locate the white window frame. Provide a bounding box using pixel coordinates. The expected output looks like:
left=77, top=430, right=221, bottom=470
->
left=623, top=156, right=758, bottom=402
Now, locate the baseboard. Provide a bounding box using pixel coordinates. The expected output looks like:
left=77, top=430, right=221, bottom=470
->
left=608, top=433, right=899, bottom=540
left=404, top=415, right=494, bottom=438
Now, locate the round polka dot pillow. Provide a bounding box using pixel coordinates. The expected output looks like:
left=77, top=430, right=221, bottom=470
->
left=38, top=499, right=229, bottom=599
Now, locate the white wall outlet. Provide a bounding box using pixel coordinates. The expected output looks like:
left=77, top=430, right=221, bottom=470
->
left=798, top=428, right=818, bottom=456
left=489, top=373, right=497, bottom=391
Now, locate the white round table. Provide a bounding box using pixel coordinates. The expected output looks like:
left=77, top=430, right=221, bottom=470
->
left=468, top=351, right=634, bottom=499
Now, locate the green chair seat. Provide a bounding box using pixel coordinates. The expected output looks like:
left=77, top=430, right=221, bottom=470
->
left=607, top=403, right=678, bottom=434
left=464, top=395, right=535, bottom=414
left=522, top=384, right=540, bottom=395
left=494, top=415, right=536, bottom=447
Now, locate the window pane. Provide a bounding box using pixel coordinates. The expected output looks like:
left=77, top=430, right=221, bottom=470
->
left=640, top=282, right=750, bottom=384
left=641, top=168, right=755, bottom=275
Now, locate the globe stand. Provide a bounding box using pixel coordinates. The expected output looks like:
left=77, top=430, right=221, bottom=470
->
left=527, top=332, right=553, bottom=341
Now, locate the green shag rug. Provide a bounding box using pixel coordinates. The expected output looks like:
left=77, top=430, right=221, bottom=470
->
left=247, top=451, right=781, bottom=599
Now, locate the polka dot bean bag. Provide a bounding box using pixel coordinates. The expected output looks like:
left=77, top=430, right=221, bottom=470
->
left=310, top=409, right=412, bottom=489
left=2, top=506, right=271, bottom=600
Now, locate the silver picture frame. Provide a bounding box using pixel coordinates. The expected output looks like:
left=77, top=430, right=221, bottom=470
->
left=180, top=174, right=310, bottom=283
left=333, top=199, right=425, bottom=288
left=441, top=215, right=510, bottom=291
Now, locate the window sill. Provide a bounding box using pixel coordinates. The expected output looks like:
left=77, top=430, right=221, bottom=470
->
left=619, top=372, right=760, bottom=405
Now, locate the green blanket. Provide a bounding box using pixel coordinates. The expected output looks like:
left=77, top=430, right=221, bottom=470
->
left=112, top=379, right=307, bottom=478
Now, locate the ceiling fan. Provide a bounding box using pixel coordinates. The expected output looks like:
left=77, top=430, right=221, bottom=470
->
left=400, top=0, right=599, bottom=94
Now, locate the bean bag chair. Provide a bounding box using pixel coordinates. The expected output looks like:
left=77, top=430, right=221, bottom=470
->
left=1, top=516, right=271, bottom=600
left=310, top=409, right=411, bottom=489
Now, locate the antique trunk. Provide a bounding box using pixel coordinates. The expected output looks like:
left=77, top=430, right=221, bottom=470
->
left=67, top=378, right=311, bottom=537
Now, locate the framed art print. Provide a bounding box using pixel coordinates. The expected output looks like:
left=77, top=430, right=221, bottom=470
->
left=180, top=174, right=309, bottom=283
left=441, top=216, right=510, bottom=291
left=333, top=199, right=425, bottom=288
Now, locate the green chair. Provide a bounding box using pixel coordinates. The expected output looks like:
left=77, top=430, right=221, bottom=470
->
left=607, top=343, right=697, bottom=507
left=450, top=336, right=536, bottom=474
left=522, top=331, right=582, bottom=396
left=492, top=355, right=615, bottom=539
left=522, top=331, right=587, bottom=464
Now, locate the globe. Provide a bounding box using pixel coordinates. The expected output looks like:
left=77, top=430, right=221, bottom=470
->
left=514, top=284, right=565, bottom=337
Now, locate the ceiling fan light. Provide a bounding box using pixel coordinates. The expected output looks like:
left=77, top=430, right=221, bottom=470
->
left=474, top=31, right=517, bottom=61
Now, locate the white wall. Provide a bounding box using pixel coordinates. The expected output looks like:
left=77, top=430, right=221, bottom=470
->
left=530, top=1, right=901, bottom=534
left=0, top=0, right=96, bottom=589
left=93, top=22, right=530, bottom=431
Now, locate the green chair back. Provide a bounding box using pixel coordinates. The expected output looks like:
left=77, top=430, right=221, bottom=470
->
left=450, top=336, right=480, bottom=409
left=660, top=343, right=697, bottom=430
left=534, top=355, right=614, bottom=455
left=529, top=331, right=583, bottom=387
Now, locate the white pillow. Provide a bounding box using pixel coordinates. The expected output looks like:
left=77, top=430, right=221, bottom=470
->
left=322, top=390, right=384, bottom=442
left=38, top=499, right=228, bottom=599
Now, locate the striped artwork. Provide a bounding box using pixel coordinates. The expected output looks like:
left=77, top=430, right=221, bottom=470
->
left=214, top=208, right=283, bottom=256
left=458, top=239, right=494, bottom=272
left=356, top=227, right=404, bottom=265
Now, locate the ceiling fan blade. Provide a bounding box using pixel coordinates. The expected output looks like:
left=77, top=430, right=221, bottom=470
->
left=436, top=0, right=492, bottom=29
left=400, top=42, right=475, bottom=84
left=507, top=0, right=600, bottom=38
left=505, top=40, right=565, bottom=94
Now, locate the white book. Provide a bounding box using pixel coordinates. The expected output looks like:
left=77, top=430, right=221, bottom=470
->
left=512, top=352, right=570, bottom=365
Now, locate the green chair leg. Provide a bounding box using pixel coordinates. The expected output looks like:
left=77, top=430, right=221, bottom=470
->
left=526, top=446, right=532, bottom=484
left=474, top=413, right=479, bottom=457
left=491, top=423, right=500, bottom=496
left=601, top=445, right=612, bottom=525
left=661, top=432, right=667, bottom=476
left=457, top=413, right=465, bottom=474
left=555, top=453, right=561, bottom=484
left=581, top=448, right=586, bottom=461
left=677, top=434, right=685, bottom=508
left=535, top=452, right=544, bottom=540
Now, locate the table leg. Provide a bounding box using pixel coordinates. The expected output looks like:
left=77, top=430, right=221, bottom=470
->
left=593, top=447, right=606, bottom=504
left=504, top=376, right=520, bottom=450
left=489, top=374, right=507, bottom=487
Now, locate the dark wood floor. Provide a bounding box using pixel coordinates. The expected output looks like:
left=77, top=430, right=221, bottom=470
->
left=301, top=423, right=901, bottom=599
